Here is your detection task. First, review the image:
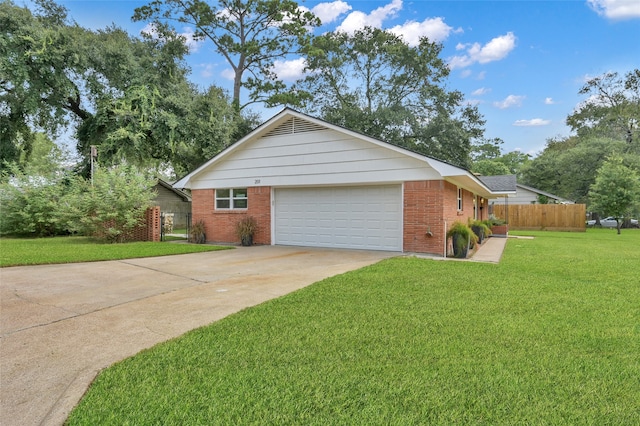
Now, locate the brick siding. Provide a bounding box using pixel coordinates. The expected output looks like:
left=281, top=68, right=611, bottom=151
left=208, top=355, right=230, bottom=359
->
left=192, top=182, right=484, bottom=255
left=191, top=187, right=271, bottom=245
left=93, top=206, right=160, bottom=242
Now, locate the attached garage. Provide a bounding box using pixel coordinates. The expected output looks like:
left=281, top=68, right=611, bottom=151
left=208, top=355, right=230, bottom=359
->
left=175, top=108, right=512, bottom=256
left=274, top=185, right=402, bottom=251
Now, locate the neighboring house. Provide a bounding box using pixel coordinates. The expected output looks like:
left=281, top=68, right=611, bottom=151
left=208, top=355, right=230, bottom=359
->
left=487, top=182, right=574, bottom=206
left=174, top=109, right=515, bottom=256
left=153, top=179, right=192, bottom=228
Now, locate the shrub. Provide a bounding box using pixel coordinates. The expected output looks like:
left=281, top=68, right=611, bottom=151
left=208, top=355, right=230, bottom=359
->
left=0, top=165, right=71, bottom=237
left=487, top=214, right=506, bottom=226
left=446, top=221, right=478, bottom=258
left=469, top=219, right=492, bottom=243
left=235, top=216, right=257, bottom=238
left=70, top=165, right=157, bottom=243
left=189, top=220, right=207, bottom=244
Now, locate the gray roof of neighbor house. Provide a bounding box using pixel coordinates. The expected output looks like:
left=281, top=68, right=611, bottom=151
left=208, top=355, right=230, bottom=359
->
left=477, top=175, right=517, bottom=193
left=156, top=179, right=191, bottom=202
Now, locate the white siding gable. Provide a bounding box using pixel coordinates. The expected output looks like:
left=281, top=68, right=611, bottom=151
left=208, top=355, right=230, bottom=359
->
left=188, top=116, right=441, bottom=189
left=491, top=187, right=538, bottom=205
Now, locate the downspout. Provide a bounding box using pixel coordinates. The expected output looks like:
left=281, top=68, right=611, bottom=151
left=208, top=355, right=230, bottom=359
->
left=443, top=220, right=447, bottom=258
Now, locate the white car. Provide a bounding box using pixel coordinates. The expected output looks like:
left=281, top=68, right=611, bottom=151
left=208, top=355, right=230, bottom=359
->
left=586, top=216, right=639, bottom=228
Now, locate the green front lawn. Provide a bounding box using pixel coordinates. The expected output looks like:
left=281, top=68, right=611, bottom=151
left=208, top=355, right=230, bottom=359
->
left=0, top=236, right=231, bottom=267
left=68, top=229, right=640, bottom=424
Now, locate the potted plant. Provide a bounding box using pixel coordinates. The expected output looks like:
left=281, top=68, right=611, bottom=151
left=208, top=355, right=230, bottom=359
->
left=189, top=219, right=206, bottom=244
left=469, top=219, right=492, bottom=245
left=446, top=221, right=478, bottom=258
left=235, top=216, right=258, bottom=246
left=488, top=214, right=508, bottom=237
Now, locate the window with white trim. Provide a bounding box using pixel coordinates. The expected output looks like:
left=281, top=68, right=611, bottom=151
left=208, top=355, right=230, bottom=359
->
left=216, top=188, right=248, bottom=209
left=457, top=187, right=463, bottom=211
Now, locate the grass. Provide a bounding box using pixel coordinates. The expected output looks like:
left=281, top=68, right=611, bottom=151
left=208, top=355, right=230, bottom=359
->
left=0, top=236, right=231, bottom=267
left=67, top=229, right=640, bottom=424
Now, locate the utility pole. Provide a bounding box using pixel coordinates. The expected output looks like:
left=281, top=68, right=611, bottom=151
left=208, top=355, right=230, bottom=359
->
left=90, top=145, right=97, bottom=185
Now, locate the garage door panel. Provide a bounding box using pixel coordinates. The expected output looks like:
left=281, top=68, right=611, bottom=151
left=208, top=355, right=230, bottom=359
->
left=275, top=185, right=402, bottom=251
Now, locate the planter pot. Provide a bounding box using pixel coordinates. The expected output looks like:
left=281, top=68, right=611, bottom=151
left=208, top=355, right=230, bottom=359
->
left=451, top=234, right=470, bottom=258
left=190, top=232, right=206, bottom=244
left=471, top=225, right=485, bottom=245
left=240, top=235, right=253, bottom=246
left=490, top=225, right=508, bottom=237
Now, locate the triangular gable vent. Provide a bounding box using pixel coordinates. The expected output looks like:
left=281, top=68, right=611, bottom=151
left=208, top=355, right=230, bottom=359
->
left=264, top=117, right=325, bottom=137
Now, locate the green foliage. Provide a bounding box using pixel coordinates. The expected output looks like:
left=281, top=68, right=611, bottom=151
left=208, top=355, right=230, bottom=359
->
left=67, top=230, right=640, bottom=424
left=235, top=215, right=258, bottom=238
left=521, top=136, right=629, bottom=203
left=487, top=214, right=506, bottom=226
left=471, top=159, right=510, bottom=176
left=297, top=27, right=484, bottom=168
left=588, top=156, right=640, bottom=233
left=469, top=218, right=492, bottom=239
left=516, top=69, right=640, bottom=206
left=66, top=165, right=157, bottom=242
left=471, top=139, right=532, bottom=177
left=1, top=163, right=158, bottom=242
left=446, top=221, right=478, bottom=257
left=133, top=0, right=320, bottom=109
left=0, top=164, right=71, bottom=236
left=0, top=236, right=231, bottom=267
left=1, top=0, right=244, bottom=177
left=189, top=219, right=206, bottom=244
left=567, top=69, right=640, bottom=150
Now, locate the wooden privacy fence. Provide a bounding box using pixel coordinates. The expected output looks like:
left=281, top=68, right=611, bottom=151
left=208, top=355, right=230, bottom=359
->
left=492, top=204, right=586, bottom=232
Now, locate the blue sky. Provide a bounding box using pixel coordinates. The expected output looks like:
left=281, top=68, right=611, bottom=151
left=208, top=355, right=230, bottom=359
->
left=20, top=0, right=640, bottom=156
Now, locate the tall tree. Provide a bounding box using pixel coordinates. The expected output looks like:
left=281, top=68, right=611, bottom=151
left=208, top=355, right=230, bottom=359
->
left=1, top=0, right=243, bottom=177
left=588, top=156, right=640, bottom=234
left=521, top=136, right=627, bottom=204
left=471, top=137, right=530, bottom=178
left=133, top=0, right=320, bottom=110
left=567, top=69, right=640, bottom=151
left=1, top=0, right=186, bottom=167
left=296, top=27, right=485, bottom=168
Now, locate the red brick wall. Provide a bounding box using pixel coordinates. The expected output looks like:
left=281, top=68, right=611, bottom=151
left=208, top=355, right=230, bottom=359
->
left=93, top=206, right=160, bottom=242
left=192, top=182, right=482, bottom=254
left=191, top=187, right=271, bottom=245
left=142, top=206, right=161, bottom=242
left=404, top=181, right=480, bottom=256
left=403, top=180, right=446, bottom=255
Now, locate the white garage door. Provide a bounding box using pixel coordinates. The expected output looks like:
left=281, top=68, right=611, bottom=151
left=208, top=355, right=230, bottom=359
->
left=274, top=185, right=402, bottom=251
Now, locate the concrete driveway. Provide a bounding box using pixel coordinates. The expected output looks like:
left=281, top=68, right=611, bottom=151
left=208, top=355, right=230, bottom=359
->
left=0, top=245, right=397, bottom=426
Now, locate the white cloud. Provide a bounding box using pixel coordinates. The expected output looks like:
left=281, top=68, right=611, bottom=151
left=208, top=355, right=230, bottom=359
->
left=544, top=97, right=555, bottom=105
left=221, top=68, right=235, bottom=80
left=140, top=23, right=201, bottom=52
left=179, top=27, right=201, bottom=52
left=389, top=17, right=457, bottom=46
left=448, top=32, right=517, bottom=69
left=513, top=118, right=551, bottom=126
left=587, top=0, right=640, bottom=19
left=336, top=0, right=403, bottom=34
left=472, top=87, right=491, bottom=96
left=200, top=64, right=215, bottom=78
left=271, top=58, right=307, bottom=81
left=308, top=1, right=352, bottom=25
left=493, top=95, right=525, bottom=109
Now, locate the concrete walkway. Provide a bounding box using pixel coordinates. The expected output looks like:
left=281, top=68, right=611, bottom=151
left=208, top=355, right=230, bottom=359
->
left=469, top=236, right=508, bottom=263
left=0, top=246, right=397, bottom=426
